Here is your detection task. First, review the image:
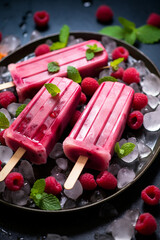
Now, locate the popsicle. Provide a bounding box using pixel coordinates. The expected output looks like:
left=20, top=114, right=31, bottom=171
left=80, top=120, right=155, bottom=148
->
left=63, top=81, right=134, bottom=189
left=0, top=76, right=81, bottom=181
left=3, top=40, right=108, bottom=102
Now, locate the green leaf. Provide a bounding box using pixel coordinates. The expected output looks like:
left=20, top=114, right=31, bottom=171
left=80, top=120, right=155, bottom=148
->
left=67, top=66, right=82, bottom=83
left=98, top=76, right=118, bottom=85
left=86, top=49, right=95, bottom=60
left=48, top=62, right=60, bottom=73
left=59, top=24, right=70, bottom=45
left=136, top=25, right=160, bottom=44
left=110, top=58, right=124, bottom=71
left=45, top=83, right=61, bottom=97
left=99, top=26, right=125, bottom=39
left=50, top=42, right=66, bottom=51
left=0, top=112, right=10, bottom=129
left=15, top=104, right=27, bottom=117
left=86, top=44, right=103, bottom=60
left=30, top=179, right=45, bottom=196
left=118, top=17, right=136, bottom=31
left=115, top=142, right=136, bottom=158
left=39, top=193, right=61, bottom=211
left=124, top=30, right=137, bottom=45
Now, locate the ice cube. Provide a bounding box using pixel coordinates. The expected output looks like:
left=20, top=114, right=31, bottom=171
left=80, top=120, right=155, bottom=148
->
left=147, top=95, right=159, bottom=109
left=141, top=73, right=160, bottom=96
left=64, top=180, right=83, bottom=200
left=63, top=199, right=76, bottom=209
left=0, top=35, right=21, bottom=53
left=137, top=141, right=152, bottom=159
left=108, top=163, right=121, bottom=176
left=0, top=181, right=5, bottom=192
left=143, top=110, right=160, bottom=131
left=56, top=158, right=68, bottom=171
left=0, top=146, right=13, bottom=164
left=18, top=160, right=35, bottom=185
left=30, top=30, right=42, bottom=41
left=11, top=189, right=29, bottom=206
left=119, top=137, right=138, bottom=163
left=46, top=234, right=69, bottom=240
left=94, top=232, right=114, bottom=240
left=49, top=143, right=64, bottom=159
left=0, top=108, right=11, bottom=123
left=7, top=102, right=22, bottom=117
left=129, top=83, right=141, bottom=93
left=124, top=209, right=140, bottom=227
left=117, top=168, right=136, bottom=189
left=67, top=38, right=84, bottom=46
left=131, top=60, right=147, bottom=77
left=99, top=68, right=112, bottom=79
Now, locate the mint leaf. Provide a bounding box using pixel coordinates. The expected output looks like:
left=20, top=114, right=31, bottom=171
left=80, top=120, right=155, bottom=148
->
left=15, top=104, right=27, bottom=117
left=30, top=179, right=45, bottom=196
left=50, top=42, right=66, bottom=51
left=118, top=17, right=136, bottom=31
left=115, top=142, right=136, bottom=158
left=124, top=30, right=137, bottom=45
left=110, top=58, right=124, bottom=71
left=48, top=62, right=60, bottom=73
left=59, top=24, right=70, bottom=45
left=99, top=26, right=125, bottom=39
left=86, top=44, right=103, bottom=61
left=0, top=112, right=10, bottom=129
left=45, top=83, right=61, bottom=97
left=136, top=25, right=160, bottom=44
left=39, top=193, right=61, bottom=211
left=98, top=76, right=118, bottom=85
left=86, top=49, right=95, bottom=60
left=67, top=66, right=82, bottom=83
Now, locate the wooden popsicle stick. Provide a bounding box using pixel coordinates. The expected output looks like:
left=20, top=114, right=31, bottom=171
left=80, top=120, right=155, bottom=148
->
left=64, top=155, right=88, bottom=190
left=0, top=147, right=26, bottom=181
left=0, top=81, right=15, bottom=90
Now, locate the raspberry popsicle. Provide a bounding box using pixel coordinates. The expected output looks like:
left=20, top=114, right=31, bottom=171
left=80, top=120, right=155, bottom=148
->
left=0, top=77, right=81, bottom=181
left=6, top=40, right=108, bottom=102
left=63, top=81, right=134, bottom=189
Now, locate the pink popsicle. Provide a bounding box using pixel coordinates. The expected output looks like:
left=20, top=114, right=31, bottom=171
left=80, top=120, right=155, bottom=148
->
left=63, top=81, right=134, bottom=172
left=4, top=77, right=81, bottom=165
left=8, top=40, right=108, bottom=102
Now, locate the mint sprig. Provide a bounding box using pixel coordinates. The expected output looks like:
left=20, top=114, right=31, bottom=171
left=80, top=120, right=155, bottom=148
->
left=50, top=25, right=70, bottom=51
left=86, top=44, right=103, bottom=60
left=114, top=142, right=136, bottom=159
left=98, top=76, right=118, bottom=85
left=110, top=58, right=124, bottom=71
left=45, top=83, right=61, bottom=97
left=30, top=179, right=61, bottom=211
left=15, top=104, right=27, bottom=117
left=0, top=112, right=10, bottom=129
left=67, top=66, right=82, bottom=83
left=48, top=62, right=60, bottom=73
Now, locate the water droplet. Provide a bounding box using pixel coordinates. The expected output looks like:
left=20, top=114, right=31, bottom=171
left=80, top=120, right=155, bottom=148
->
left=82, top=0, right=92, bottom=7
left=23, top=31, right=28, bottom=38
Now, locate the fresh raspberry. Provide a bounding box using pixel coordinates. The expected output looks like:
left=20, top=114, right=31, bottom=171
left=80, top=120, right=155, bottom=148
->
left=111, top=67, right=124, bottom=80
left=112, top=47, right=129, bottom=62
left=96, top=5, right=113, bottom=23
left=79, top=173, right=97, bottom=190
left=0, top=32, right=2, bottom=42
left=5, top=172, right=24, bottom=191
left=127, top=111, right=143, bottom=130
left=0, top=129, right=6, bottom=145
left=45, top=176, right=62, bottom=195
left=34, top=11, right=50, bottom=28
left=79, top=92, right=87, bottom=105
left=141, top=185, right=160, bottom=205
left=81, top=77, right=99, bottom=97
left=132, top=93, right=148, bottom=110
left=135, top=213, right=157, bottom=235
left=123, top=67, right=140, bottom=84
left=70, top=110, right=81, bottom=128
left=96, top=171, right=117, bottom=190
left=0, top=91, right=17, bottom=108
left=35, top=44, right=50, bottom=57
left=0, top=160, right=2, bottom=171
left=147, top=13, right=160, bottom=28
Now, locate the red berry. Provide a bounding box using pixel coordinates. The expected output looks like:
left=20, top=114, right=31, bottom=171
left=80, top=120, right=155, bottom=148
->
left=35, top=44, right=50, bottom=57
left=141, top=185, right=160, bottom=205
left=127, top=111, right=143, bottom=130
left=132, top=93, right=148, bottom=110
left=123, top=67, right=140, bottom=84
left=45, top=176, right=62, bottom=195
left=81, top=77, right=99, bottom=97
left=0, top=32, right=2, bottom=42
left=34, top=11, right=49, bottom=28
left=0, top=91, right=17, bottom=108
left=96, top=171, right=117, bottom=190
left=5, top=172, right=24, bottom=191
left=70, top=110, right=81, bottom=128
left=0, top=160, right=2, bottom=171
left=96, top=5, right=113, bottom=23
left=135, top=213, right=157, bottom=235
left=112, top=47, right=129, bottom=62
left=0, top=129, right=6, bottom=145
left=79, top=173, right=97, bottom=190
left=79, top=92, right=87, bottom=105
left=147, top=13, right=160, bottom=28
left=111, top=67, right=124, bottom=80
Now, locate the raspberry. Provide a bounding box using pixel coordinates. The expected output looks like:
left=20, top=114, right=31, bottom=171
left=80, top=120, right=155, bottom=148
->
left=35, top=44, right=50, bottom=57
left=79, top=92, right=87, bottom=105
left=5, top=172, right=24, bottom=191
left=81, top=77, right=99, bottom=97
left=0, top=160, right=2, bottom=171
left=45, top=176, right=62, bottom=195
left=141, top=185, right=160, bottom=205
left=70, top=110, right=81, bottom=128
left=34, top=11, right=50, bottom=28
left=132, top=93, right=148, bottom=110
left=112, top=47, right=129, bottom=62
left=111, top=67, right=124, bottom=80
left=0, top=91, right=17, bottom=108
left=127, top=111, right=143, bottom=130
left=79, top=173, right=97, bottom=190
left=0, top=129, right=6, bottom=145
left=135, top=213, right=157, bottom=235
left=123, top=67, right=140, bottom=84
left=96, top=5, right=113, bottom=23
left=147, top=13, right=160, bottom=28
left=96, top=171, right=117, bottom=190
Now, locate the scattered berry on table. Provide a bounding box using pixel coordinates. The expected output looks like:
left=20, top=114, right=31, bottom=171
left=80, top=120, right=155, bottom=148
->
left=79, top=173, right=97, bottom=190
left=141, top=185, right=160, bottom=205
left=33, top=10, right=50, bottom=28
left=123, top=67, right=140, bottom=84
left=70, top=110, right=81, bottom=128
left=96, top=5, right=113, bottom=23
left=79, top=92, right=87, bottom=105
left=0, top=129, right=6, bottom=145
left=0, top=91, right=17, bottom=108
left=5, top=172, right=24, bottom=191
left=127, top=110, right=143, bottom=130
left=96, top=171, right=117, bottom=190
left=45, top=176, right=62, bottom=195
left=132, top=93, right=148, bottom=110
left=35, top=44, right=50, bottom=56
left=135, top=213, right=157, bottom=235
left=111, top=67, right=124, bottom=80
left=147, top=13, right=160, bottom=28
left=81, top=77, right=99, bottom=96
left=112, top=46, right=129, bottom=62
